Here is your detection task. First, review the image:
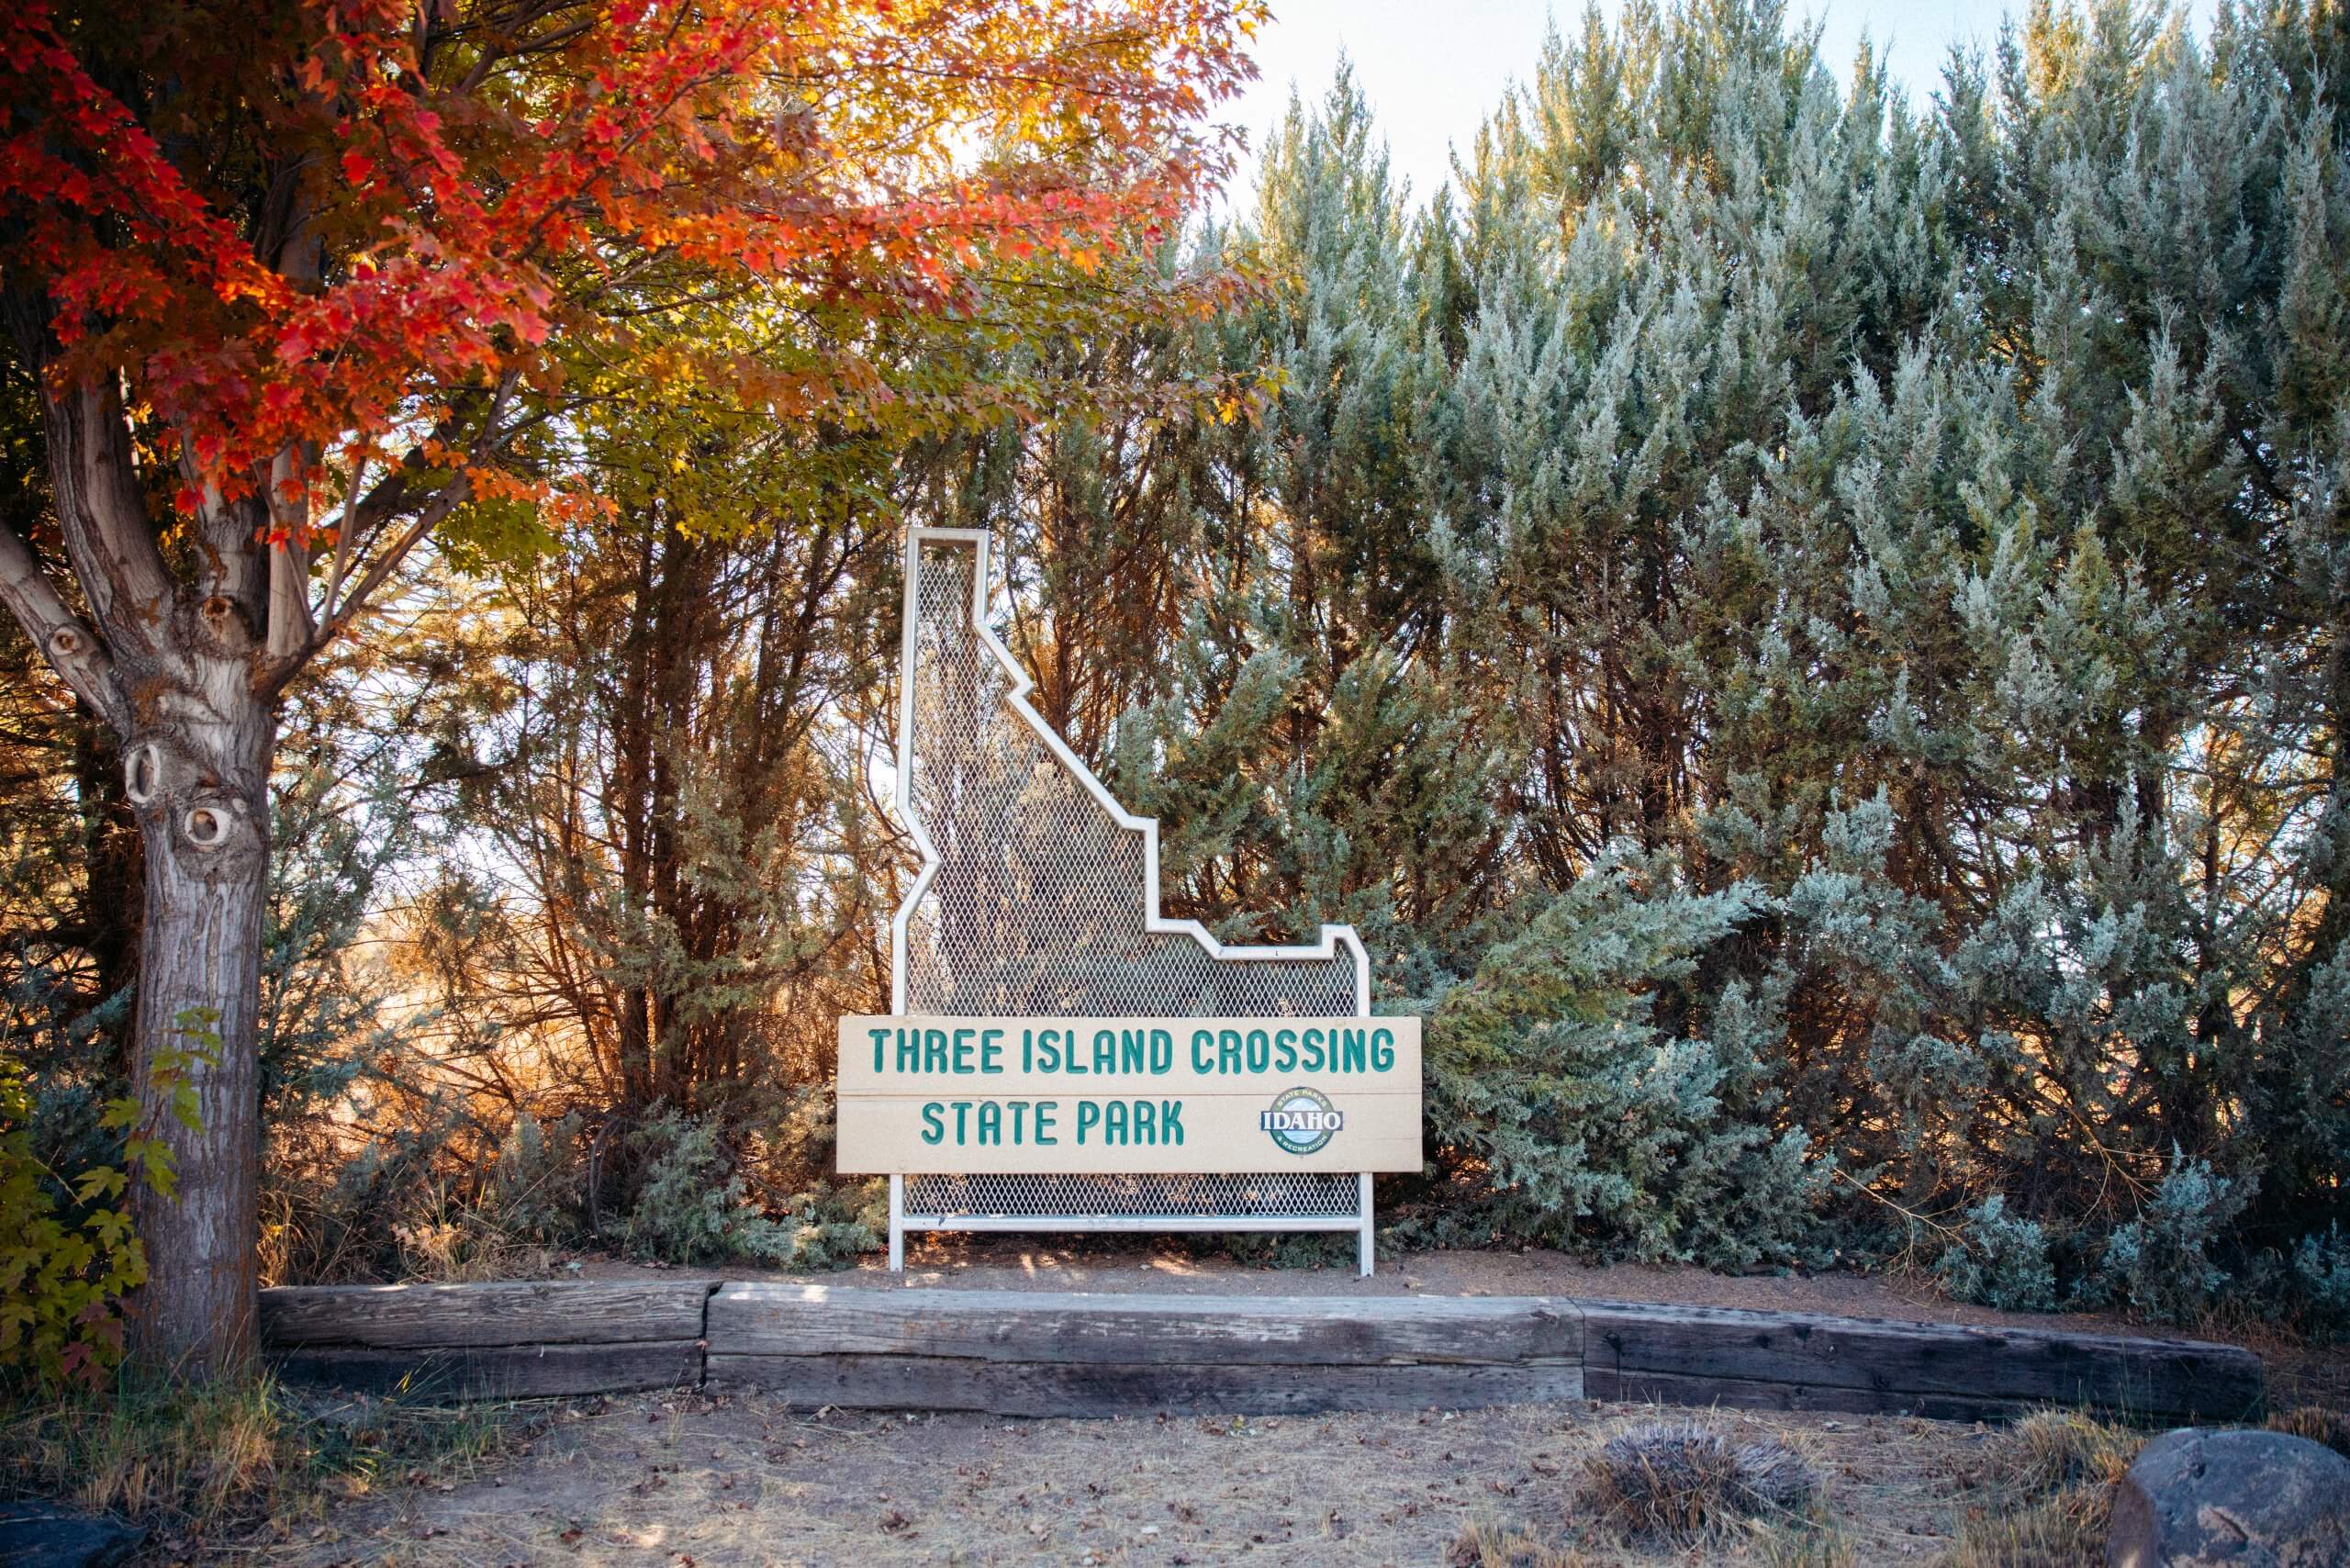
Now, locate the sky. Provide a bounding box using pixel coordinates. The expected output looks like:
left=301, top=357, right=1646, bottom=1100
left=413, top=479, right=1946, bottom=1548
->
left=1218, top=0, right=2225, bottom=210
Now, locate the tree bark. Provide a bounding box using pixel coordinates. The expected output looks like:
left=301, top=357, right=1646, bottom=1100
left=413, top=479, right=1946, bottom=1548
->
left=121, top=665, right=275, bottom=1374
left=0, top=364, right=285, bottom=1373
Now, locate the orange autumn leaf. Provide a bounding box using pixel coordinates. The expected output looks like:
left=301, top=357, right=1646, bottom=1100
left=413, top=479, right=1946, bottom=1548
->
left=0, top=0, right=1268, bottom=546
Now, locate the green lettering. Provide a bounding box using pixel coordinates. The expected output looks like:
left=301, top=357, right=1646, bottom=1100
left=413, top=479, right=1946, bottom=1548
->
left=897, top=1029, right=920, bottom=1072
left=1105, top=1099, right=1129, bottom=1145
left=1008, top=1100, right=1029, bottom=1142
left=951, top=1100, right=971, bottom=1145
left=1218, top=1029, right=1242, bottom=1073
left=1371, top=1026, right=1395, bottom=1072
left=977, top=1100, right=1002, bottom=1144
left=1093, top=1030, right=1116, bottom=1074
left=921, top=1103, right=944, bottom=1145
left=1161, top=1100, right=1183, bottom=1145
left=1035, top=1101, right=1058, bottom=1144
left=1076, top=1100, right=1101, bottom=1143
left=952, top=1027, right=975, bottom=1073
left=1135, top=1098, right=1158, bottom=1144
left=924, top=1028, right=948, bottom=1073
left=869, top=1026, right=890, bottom=1074
left=981, top=1029, right=1005, bottom=1073
left=1246, top=1028, right=1270, bottom=1073
left=1150, top=1030, right=1173, bottom=1073
left=1038, top=1028, right=1061, bottom=1071
left=1341, top=1027, right=1368, bottom=1073
left=1273, top=1029, right=1297, bottom=1072
left=1192, top=1030, right=1214, bottom=1073
left=1302, top=1027, right=1325, bottom=1071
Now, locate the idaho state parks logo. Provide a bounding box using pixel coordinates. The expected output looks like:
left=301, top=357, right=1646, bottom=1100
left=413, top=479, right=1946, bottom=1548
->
left=1260, top=1086, right=1343, bottom=1155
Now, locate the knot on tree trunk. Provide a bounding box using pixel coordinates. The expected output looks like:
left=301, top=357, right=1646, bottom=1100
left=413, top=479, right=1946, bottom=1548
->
left=195, top=594, right=257, bottom=655
left=167, top=789, right=265, bottom=877
left=122, top=726, right=271, bottom=882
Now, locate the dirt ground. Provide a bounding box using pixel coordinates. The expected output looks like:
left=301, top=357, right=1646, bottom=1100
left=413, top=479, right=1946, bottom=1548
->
left=231, top=1242, right=2345, bottom=1567
left=264, top=1392, right=1983, bottom=1567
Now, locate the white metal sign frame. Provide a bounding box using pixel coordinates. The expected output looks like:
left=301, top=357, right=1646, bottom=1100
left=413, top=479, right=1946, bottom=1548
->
left=879, top=526, right=1381, bottom=1273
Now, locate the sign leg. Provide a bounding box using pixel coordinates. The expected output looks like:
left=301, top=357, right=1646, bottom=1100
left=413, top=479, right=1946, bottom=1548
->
left=1357, top=1172, right=1374, bottom=1278
left=889, top=1174, right=904, bottom=1271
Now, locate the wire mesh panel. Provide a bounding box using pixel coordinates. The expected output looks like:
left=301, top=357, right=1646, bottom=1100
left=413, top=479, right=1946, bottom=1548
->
left=905, top=1172, right=1362, bottom=1221
left=888, top=530, right=1371, bottom=1248
left=900, top=537, right=1358, bottom=1017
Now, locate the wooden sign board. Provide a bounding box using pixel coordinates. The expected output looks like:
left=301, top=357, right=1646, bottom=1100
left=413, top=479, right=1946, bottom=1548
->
left=836, top=1015, right=1423, bottom=1174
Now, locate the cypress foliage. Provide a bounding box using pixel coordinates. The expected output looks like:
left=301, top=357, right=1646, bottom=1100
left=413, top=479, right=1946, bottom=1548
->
left=985, top=0, right=2350, bottom=1311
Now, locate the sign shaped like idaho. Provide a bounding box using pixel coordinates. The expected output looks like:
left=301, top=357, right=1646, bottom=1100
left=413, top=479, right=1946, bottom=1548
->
left=835, top=1014, right=1423, bottom=1174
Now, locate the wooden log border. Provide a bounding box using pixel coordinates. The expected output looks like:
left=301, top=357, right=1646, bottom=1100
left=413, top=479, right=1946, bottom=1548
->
left=258, top=1281, right=2264, bottom=1425
left=260, top=1281, right=717, bottom=1399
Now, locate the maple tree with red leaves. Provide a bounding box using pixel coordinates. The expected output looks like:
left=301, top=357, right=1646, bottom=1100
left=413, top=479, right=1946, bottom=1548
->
left=0, top=0, right=1259, bottom=1372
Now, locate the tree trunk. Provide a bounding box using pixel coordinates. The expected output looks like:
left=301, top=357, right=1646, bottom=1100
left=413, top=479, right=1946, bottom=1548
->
left=71, top=712, right=142, bottom=1078
left=123, top=682, right=274, bottom=1376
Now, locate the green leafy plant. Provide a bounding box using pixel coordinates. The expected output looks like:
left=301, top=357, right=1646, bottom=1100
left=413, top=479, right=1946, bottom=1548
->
left=0, top=1007, right=214, bottom=1384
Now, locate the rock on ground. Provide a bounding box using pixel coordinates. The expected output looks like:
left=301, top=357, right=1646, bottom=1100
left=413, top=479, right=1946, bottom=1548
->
left=2107, top=1427, right=2350, bottom=1567
left=0, top=1501, right=145, bottom=1568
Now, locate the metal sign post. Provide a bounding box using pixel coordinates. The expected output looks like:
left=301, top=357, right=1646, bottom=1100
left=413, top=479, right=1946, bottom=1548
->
left=845, top=527, right=1419, bottom=1275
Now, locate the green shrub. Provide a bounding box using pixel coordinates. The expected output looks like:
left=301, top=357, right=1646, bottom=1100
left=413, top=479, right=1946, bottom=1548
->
left=621, top=1110, right=794, bottom=1265
left=2289, top=1226, right=2350, bottom=1338
left=1423, top=854, right=1829, bottom=1270
left=618, top=1109, right=878, bottom=1269
left=487, top=1112, right=585, bottom=1245
left=775, top=1179, right=886, bottom=1271
left=1936, top=1195, right=2059, bottom=1313
left=2085, top=1158, right=2250, bottom=1323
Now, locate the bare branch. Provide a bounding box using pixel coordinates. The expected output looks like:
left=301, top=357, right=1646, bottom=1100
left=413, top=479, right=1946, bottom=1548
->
left=313, top=469, right=472, bottom=652
left=315, top=371, right=520, bottom=649
left=0, top=517, right=129, bottom=734
left=320, top=451, right=367, bottom=615
left=41, top=376, right=178, bottom=655
left=263, top=532, right=316, bottom=672
left=259, top=444, right=318, bottom=680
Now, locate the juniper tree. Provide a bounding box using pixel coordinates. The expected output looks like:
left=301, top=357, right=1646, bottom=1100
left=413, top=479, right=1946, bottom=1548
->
left=1009, top=0, right=2350, bottom=1292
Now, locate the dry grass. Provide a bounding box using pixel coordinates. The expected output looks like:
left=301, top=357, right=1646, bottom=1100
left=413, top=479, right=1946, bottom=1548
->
left=1447, top=1517, right=1594, bottom=1567
left=0, top=1372, right=530, bottom=1548
left=1940, top=1408, right=2143, bottom=1568
left=1749, top=1518, right=1856, bottom=1567
left=390, top=1215, right=560, bottom=1282
left=1969, top=1408, right=2141, bottom=1497
left=1943, top=1493, right=2117, bottom=1568
left=1581, top=1418, right=1818, bottom=1543
left=1941, top=1403, right=2350, bottom=1568
left=2266, top=1404, right=2350, bottom=1458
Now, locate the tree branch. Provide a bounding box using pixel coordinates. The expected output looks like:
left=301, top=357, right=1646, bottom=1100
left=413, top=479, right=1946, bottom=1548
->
left=0, top=517, right=129, bottom=734
left=314, top=371, right=520, bottom=651
left=313, top=469, right=472, bottom=655
left=40, top=376, right=178, bottom=656
left=258, top=443, right=318, bottom=682
left=174, top=436, right=266, bottom=614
